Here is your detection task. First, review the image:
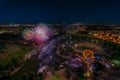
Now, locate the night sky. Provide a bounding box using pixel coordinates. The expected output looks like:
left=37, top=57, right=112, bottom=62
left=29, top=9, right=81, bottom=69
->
left=0, top=0, right=120, bottom=23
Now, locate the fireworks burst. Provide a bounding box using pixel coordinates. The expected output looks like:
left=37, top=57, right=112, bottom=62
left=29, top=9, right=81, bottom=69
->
left=22, top=23, right=53, bottom=44
left=22, top=29, right=33, bottom=40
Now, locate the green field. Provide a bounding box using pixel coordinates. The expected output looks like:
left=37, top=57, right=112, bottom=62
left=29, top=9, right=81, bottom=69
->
left=0, top=44, right=31, bottom=65
left=0, top=44, right=36, bottom=80
left=111, top=59, right=120, bottom=66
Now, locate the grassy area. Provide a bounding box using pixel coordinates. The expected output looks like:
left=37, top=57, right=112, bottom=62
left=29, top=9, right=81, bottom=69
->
left=0, top=44, right=31, bottom=65
left=10, top=55, right=39, bottom=80
left=111, top=59, right=120, bottom=66
left=49, top=74, right=65, bottom=80
left=0, top=43, right=37, bottom=80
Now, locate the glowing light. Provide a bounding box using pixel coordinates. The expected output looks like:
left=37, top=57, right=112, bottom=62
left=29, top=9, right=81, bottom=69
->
left=83, top=50, right=94, bottom=59
left=22, top=29, right=33, bottom=40
left=22, top=23, right=53, bottom=44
